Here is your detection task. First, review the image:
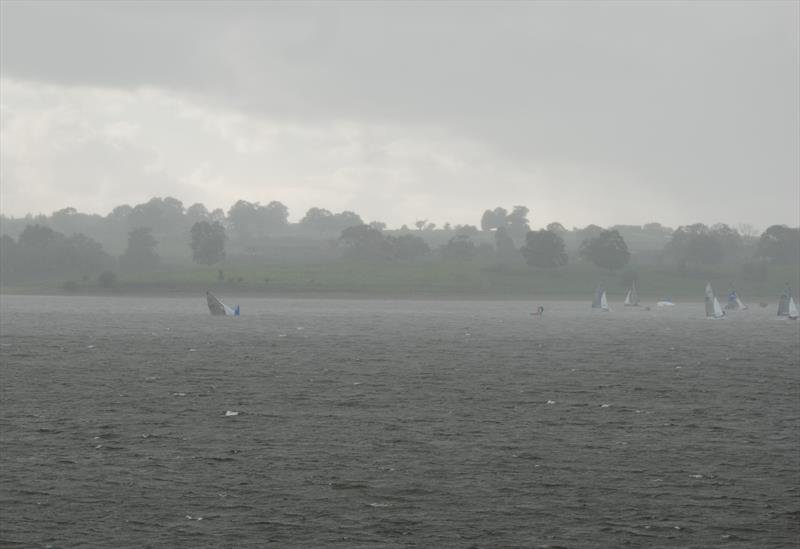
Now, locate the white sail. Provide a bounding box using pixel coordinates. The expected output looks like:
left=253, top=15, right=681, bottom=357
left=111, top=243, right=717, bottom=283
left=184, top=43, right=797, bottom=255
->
left=705, top=283, right=725, bottom=318
left=592, top=285, right=603, bottom=309
left=736, top=297, right=747, bottom=310
left=713, top=297, right=725, bottom=318
left=623, top=282, right=639, bottom=306
left=600, top=291, right=609, bottom=311
left=777, top=286, right=792, bottom=316
left=789, top=297, right=799, bottom=320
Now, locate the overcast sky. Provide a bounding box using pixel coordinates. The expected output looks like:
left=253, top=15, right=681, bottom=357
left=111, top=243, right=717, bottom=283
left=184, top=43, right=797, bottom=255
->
left=1, top=0, right=797, bottom=229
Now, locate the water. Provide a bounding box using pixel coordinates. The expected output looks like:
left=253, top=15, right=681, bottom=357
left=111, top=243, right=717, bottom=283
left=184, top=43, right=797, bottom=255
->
left=1, top=296, right=798, bottom=547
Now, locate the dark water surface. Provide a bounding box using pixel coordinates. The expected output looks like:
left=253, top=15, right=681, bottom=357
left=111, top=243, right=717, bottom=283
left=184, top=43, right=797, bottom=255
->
left=1, top=296, right=798, bottom=548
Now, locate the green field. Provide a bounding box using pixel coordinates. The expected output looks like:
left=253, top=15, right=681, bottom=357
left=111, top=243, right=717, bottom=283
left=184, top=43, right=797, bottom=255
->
left=5, top=259, right=798, bottom=302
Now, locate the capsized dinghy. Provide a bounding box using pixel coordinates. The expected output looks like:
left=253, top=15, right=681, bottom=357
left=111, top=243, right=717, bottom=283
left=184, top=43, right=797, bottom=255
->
left=207, top=292, right=240, bottom=316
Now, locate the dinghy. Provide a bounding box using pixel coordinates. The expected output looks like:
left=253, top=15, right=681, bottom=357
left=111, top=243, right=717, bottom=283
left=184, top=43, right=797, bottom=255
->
left=789, top=297, right=799, bottom=320
left=704, top=283, right=725, bottom=319
left=592, top=285, right=610, bottom=312
left=623, top=282, right=639, bottom=307
left=206, top=291, right=240, bottom=316
left=777, top=285, right=793, bottom=317
left=725, top=286, right=748, bottom=310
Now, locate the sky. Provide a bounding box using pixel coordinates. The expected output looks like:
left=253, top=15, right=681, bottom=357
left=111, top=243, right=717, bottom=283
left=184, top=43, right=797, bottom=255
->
left=1, top=0, right=798, bottom=230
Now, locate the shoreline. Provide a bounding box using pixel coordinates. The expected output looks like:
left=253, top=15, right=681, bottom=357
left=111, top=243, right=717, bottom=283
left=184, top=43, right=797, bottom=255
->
left=0, top=286, right=782, bottom=303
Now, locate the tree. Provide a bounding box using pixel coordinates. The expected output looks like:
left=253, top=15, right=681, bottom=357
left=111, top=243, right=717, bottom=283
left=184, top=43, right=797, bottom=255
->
left=120, top=227, right=160, bottom=271
left=665, top=223, right=727, bottom=265
left=18, top=224, right=59, bottom=248
left=300, top=207, right=334, bottom=234
left=580, top=229, right=630, bottom=270
left=339, top=224, right=386, bottom=258
left=128, top=197, right=184, bottom=234
left=387, top=234, right=429, bottom=260
left=710, top=223, right=743, bottom=256
left=3, top=226, right=111, bottom=284
left=520, top=230, right=568, bottom=268
left=754, top=225, right=800, bottom=264
left=546, top=222, right=567, bottom=235
left=186, top=203, right=210, bottom=224
left=415, top=219, right=427, bottom=231
left=506, top=205, right=530, bottom=240
left=190, top=221, right=227, bottom=265
left=369, top=221, right=387, bottom=231
left=575, top=224, right=604, bottom=244
left=480, top=207, right=508, bottom=231
left=228, top=200, right=262, bottom=240
left=439, top=234, right=476, bottom=260
left=494, top=226, right=517, bottom=257
left=454, top=224, right=479, bottom=237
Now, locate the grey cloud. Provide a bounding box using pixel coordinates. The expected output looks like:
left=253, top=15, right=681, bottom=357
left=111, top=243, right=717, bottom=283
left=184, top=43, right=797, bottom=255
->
left=1, top=0, right=798, bottom=225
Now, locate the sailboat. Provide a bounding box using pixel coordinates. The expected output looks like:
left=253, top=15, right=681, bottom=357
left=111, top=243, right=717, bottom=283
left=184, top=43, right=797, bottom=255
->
left=592, top=285, right=610, bottom=312
left=623, top=281, right=639, bottom=307
left=777, top=285, right=792, bottom=317
left=724, top=286, right=748, bottom=310
left=206, top=291, right=240, bottom=316
left=789, top=297, right=799, bottom=320
left=704, top=282, right=725, bottom=319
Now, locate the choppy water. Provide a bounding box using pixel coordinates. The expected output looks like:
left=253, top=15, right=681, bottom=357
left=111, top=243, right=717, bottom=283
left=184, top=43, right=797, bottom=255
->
left=1, top=295, right=798, bottom=548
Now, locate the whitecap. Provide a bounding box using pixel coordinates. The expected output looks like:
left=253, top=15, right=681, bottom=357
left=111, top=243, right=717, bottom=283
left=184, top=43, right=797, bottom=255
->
left=600, top=403, right=610, bottom=408
left=546, top=400, right=556, bottom=405
left=224, top=411, right=239, bottom=417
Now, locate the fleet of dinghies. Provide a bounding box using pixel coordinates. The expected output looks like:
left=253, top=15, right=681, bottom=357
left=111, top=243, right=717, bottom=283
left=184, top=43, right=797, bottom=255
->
left=581, top=281, right=795, bottom=319
left=202, top=286, right=797, bottom=320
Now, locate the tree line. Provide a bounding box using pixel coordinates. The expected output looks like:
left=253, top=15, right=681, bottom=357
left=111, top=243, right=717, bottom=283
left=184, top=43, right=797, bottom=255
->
left=0, top=197, right=797, bottom=286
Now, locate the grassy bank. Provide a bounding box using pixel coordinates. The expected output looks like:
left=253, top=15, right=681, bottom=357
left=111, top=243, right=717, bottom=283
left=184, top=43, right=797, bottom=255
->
left=3, top=260, right=798, bottom=302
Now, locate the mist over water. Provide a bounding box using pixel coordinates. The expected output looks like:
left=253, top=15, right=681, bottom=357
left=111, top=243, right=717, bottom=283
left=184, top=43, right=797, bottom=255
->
left=1, top=296, right=798, bottom=547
